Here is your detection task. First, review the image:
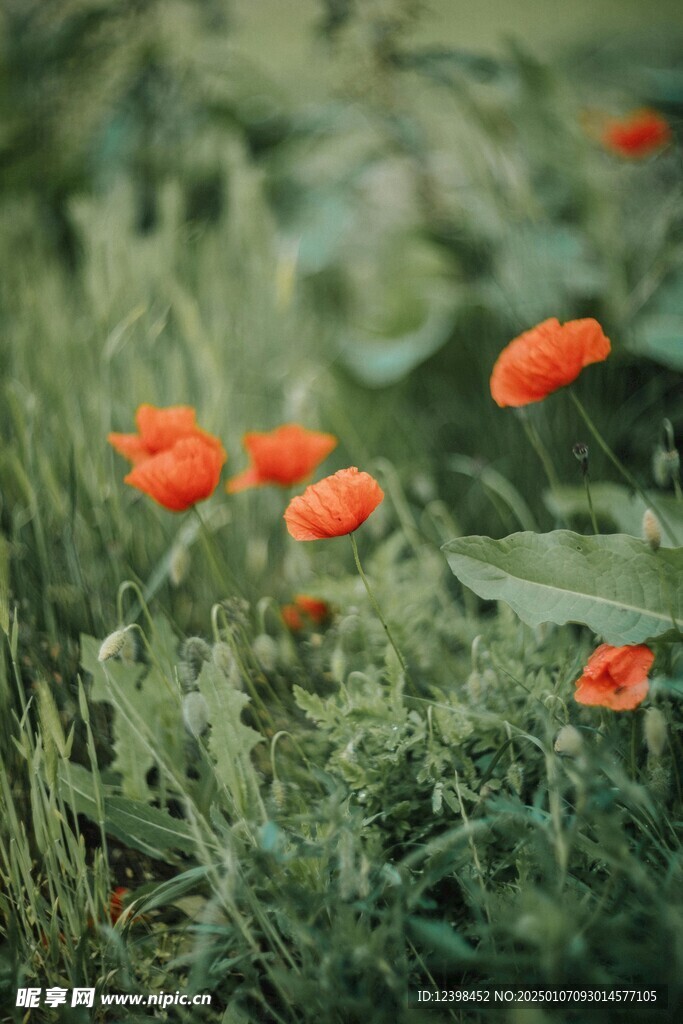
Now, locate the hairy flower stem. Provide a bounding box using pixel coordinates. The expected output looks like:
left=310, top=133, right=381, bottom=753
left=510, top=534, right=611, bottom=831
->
left=349, top=533, right=413, bottom=689
left=569, top=391, right=678, bottom=545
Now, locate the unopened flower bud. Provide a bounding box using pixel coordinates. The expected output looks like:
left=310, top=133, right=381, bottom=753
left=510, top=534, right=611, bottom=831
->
left=573, top=442, right=589, bottom=475
left=169, top=544, right=191, bottom=587
left=652, top=446, right=680, bottom=488
left=554, top=724, right=583, bottom=757
left=644, top=707, right=667, bottom=758
left=98, top=626, right=135, bottom=663
left=253, top=634, right=278, bottom=673
left=642, top=509, right=661, bottom=551
left=212, top=641, right=243, bottom=689
left=182, top=691, right=210, bottom=738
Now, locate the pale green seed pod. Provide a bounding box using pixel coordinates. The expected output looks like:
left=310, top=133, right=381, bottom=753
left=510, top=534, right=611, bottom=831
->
left=554, top=724, right=583, bottom=757
left=253, top=634, right=278, bottom=673
left=98, top=625, right=135, bottom=663
left=644, top=707, right=667, bottom=758
left=182, top=691, right=210, bottom=738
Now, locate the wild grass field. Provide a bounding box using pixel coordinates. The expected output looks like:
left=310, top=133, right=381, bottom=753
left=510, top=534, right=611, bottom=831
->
left=0, top=2, right=682, bottom=1022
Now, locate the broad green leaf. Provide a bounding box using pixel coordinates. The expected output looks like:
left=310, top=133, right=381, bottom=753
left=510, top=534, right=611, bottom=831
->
left=340, top=305, right=455, bottom=388
left=443, top=530, right=683, bottom=645
left=544, top=484, right=683, bottom=547
left=629, top=270, right=683, bottom=370
left=57, top=762, right=195, bottom=857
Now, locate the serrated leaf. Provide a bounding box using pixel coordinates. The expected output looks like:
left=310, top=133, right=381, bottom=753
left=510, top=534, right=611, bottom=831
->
left=57, top=762, right=195, bottom=857
left=81, top=625, right=185, bottom=800
left=544, top=484, right=683, bottom=547
left=197, top=661, right=263, bottom=817
left=443, top=530, right=683, bottom=645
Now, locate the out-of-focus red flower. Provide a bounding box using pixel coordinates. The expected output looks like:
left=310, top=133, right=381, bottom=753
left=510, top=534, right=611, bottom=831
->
left=574, top=644, right=654, bottom=711
left=284, top=467, right=384, bottom=541
left=490, top=317, right=611, bottom=408
left=227, top=424, right=337, bottom=493
left=282, top=604, right=304, bottom=631
left=109, top=887, right=130, bottom=924
left=602, top=109, right=671, bottom=158
left=108, top=404, right=207, bottom=465
left=123, top=434, right=226, bottom=512
left=282, top=594, right=331, bottom=631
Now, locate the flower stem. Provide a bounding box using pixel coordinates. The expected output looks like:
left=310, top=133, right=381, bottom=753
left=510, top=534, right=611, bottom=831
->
left=569, top=390, right=678, bottom=545
left=520, top=414, right=562, bottom=494
left=192, top=506, right=237, bottom=598
left=349, top=532, right=411, bottom=685
left=583, top=473, right=599, bottom=535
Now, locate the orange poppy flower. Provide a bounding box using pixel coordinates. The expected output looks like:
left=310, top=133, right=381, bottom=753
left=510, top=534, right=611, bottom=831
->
left=282, top=594, right=331, bottom=631
left=227, top=424, right=337, bottom=493
left=602, top=109, right=671, bottom=159
left=490, top=317, right=611, bottom=408
left=124, top=434, right=226, bottom=512
left=284, top=467, right=384, bottom=540
left=108, top=404, right=206, bottom=465
left=574, top=644, right=654, bottom=711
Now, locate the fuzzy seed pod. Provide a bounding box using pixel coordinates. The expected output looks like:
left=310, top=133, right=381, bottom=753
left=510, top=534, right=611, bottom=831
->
left=652, top=446, right=680, bottom=488
left=98, top=626, right=135, bottom=663
left=554, top=724, right=583, bottom=757
left=466, top=670, right=482, bottom=703
left=169, top=544, right=191, bottom=587
left=182, top=691, right=210, bottom=738
left=644, top=707, right=667, bottom=758
left=271, top=778, right=287, bottom=810
left=253, top=634, right=278, bottom=673
left=642, top=509, right=662, bottom=551
left=212, top=642, right=243, bottom=690
left=181, top=637, right=212, bottom=678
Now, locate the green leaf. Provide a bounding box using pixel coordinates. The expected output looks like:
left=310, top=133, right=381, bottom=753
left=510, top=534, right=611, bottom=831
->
left=630, top=270, right=683, bottom=370
left=57, top=762, right=195, bottom=857
left=340, top=305, right=455, bottom=388
left=443, top=530, right=683, bottom=645
left=81, top=622, right=185, bottom=801
left=544, top=484, right=683, bottom=547
left=197, top=661, right=264, bottom=817
left=407, top=917, right=475, bottom=963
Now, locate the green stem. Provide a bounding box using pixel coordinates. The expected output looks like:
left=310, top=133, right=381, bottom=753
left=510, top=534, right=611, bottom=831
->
left=583, top=472, right=599, bottom=535
left=193, top=506, right=237, bottom=598
left=569, top=390, right=678, bottom=545
left=520, top=415, right=562, bottom=493
left=349, top=533, right=411, bottom=685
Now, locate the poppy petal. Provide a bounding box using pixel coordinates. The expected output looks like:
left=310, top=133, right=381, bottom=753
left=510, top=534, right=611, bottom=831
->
left=490, top=318, right=611, bottom=407
left=284, top=467, right=384, bottom=540
left=125, top=435, right=227, bottom=512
